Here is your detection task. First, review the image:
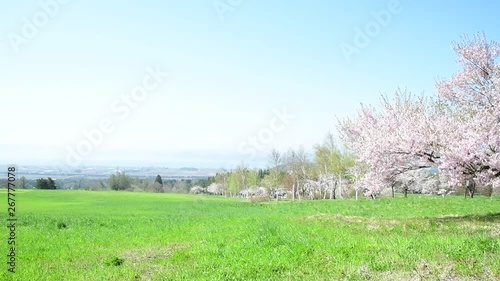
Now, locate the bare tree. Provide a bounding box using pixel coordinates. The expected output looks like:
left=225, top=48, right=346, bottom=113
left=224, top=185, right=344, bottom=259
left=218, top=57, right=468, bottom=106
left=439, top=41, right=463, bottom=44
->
left=18, top=176, right=27, bottom=189
left=314, top=132, right=355, bottom=199
left=283, top=147, right=311, bottom=201
left=215, top=169, right=229, bottom=197
left=267, top=149, right=283, bottom=200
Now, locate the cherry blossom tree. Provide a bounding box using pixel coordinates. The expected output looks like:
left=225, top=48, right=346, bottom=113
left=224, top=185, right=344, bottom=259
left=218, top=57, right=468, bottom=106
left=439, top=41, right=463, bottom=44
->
left=436, top=33, right=500, bottom=195
left=339, top=33, right=500, bottom=197
left=339, top=91, right=441, bottom=197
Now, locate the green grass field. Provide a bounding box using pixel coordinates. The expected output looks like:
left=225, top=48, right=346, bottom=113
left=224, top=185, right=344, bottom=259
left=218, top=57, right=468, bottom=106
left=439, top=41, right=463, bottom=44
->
left=1, top=190, right=499, bottom=280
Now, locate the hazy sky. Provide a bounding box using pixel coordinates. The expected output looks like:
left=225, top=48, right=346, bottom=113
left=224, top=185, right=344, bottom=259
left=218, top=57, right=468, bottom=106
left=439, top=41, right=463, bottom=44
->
left=1, top=0, right=499, bottom=168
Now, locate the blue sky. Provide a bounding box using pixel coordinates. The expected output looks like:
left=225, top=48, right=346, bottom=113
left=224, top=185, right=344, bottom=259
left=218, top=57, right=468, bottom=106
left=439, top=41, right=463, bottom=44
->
left=1, top=0, right=499, bottom=168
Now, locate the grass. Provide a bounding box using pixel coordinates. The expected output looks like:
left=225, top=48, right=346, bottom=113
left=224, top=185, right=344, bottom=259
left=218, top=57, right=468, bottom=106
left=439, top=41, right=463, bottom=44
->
left=0, top=190, right=499, bottom=280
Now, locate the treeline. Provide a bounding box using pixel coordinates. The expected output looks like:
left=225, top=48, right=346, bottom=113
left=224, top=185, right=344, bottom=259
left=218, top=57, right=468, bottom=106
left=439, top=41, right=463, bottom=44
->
left=42, top=174, right=220, bottom=193
left=191, top=133, right=497, bottom=199
left=105, top=173, right=215, bottom=193
left=0, top=177, right=56, bottom=189
left=3, top=132, right=491, bottom=198
left=190, top=133, right=359, bottom=200
left=0, top=175, right=215, bottom=193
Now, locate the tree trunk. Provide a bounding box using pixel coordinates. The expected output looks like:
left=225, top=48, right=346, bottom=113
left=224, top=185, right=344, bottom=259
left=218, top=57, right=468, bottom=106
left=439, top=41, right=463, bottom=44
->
left=468, top=180, right=475, bottom=199
left=355, top=189, right=358, bottom=200
left=391, top=184, right=395, bottom=198
left=404, top=187, right=408, bottom=198
left=469, top=188, right=475, bottom=198
left=339, top=174, right=343, bottom=199
left=464, top=179, right=476, bottom=199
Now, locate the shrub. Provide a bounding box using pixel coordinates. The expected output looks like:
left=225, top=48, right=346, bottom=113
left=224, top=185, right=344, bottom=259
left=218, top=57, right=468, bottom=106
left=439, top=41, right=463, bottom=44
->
left=105, top=256, right=124, bottom=266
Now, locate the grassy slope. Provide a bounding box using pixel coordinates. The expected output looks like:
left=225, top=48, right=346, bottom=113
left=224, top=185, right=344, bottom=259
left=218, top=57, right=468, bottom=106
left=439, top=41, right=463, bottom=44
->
left=0, top=190, right=498, bottom=280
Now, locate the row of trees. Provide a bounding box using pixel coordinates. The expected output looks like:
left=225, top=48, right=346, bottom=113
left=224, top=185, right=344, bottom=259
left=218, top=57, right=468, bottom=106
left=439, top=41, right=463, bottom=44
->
left=108, top=173, right=164, bottom=191
left=191, top=134, right=359, bottom=200
left=1, top=177, right=57, bottom=190
left=19, top=175, right=212, bottom=192
left=338, top=33, right=500, bottom=198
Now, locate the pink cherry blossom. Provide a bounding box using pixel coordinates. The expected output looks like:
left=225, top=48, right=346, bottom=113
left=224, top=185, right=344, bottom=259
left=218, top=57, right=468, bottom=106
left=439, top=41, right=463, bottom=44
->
left=339, top=33, right=500, bottom=197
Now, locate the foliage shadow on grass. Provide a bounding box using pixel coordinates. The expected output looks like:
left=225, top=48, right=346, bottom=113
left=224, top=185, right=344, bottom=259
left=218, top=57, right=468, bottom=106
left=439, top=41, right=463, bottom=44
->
left=430, top=212, right=500, bottom=223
